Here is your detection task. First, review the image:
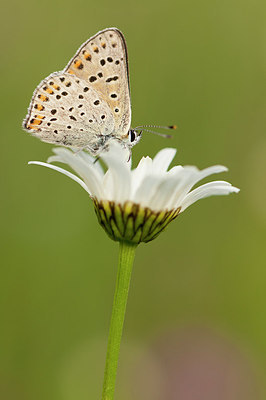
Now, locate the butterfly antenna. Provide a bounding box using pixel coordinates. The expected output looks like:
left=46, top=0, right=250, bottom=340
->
left=134, top=124, right=177, bottom=130
left=136, top=128, right=172, bottom=138
left=134, top=124, right=177, bottom=139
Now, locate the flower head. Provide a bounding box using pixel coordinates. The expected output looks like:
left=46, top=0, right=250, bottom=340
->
left=29, top=144, right=239, bottom=243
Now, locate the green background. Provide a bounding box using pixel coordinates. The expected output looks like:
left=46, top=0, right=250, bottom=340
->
left=1, top=0, right=266, bottom=398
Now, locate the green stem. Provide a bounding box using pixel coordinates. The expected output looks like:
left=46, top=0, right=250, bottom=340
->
left=102, top=241, right=137, bottom=400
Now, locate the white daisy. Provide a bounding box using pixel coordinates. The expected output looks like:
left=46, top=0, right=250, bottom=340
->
left=29, top=144, right=239, bottom=243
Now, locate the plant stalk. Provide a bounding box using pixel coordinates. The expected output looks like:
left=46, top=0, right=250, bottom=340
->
left=101, top=241, right=137, bottom=400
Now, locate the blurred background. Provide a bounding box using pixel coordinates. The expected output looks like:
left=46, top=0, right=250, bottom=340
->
left=1, top=0, right=266, bottom=398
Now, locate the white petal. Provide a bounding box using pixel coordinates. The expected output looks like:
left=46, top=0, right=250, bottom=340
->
left=100, top=143, right=131, bottom=202
left=131, top=156, right=153, bottom=196
left=148, top=176, right=183, bottom=211
left=180, top=181, right=240, bottom=212
left=173, top=165, right=228, bottom=205
left=101, top=141, right=130, bottom=166
left=102, top=170, right=114, bottom=201
left=47, top=148, right=103, bottom=198
left=28, top=161, right=90, bottom=194
left=196, top=165, right=228, bottom=181
left=134, top=156, right=153, bottom=175
left=132, top=175, right=163, bottom=207
left=167, top=165, right=183, bottom=176
left=75, top=151, right=104, bottom=177
left=29, top=145, right=239, bottom=215
left=165, top=167, right=200, bottom=209
left=152, top=148, right=177, bottom=173
left=131, top=150, right=177, bottom=201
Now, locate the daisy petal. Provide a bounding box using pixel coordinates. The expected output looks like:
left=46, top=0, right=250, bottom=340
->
left=75, top=151, right=104, bottom=177
left=174, top=165, right=229, bottom=205
left=152, top=148, right=177, bottom=173
left=29, top=146, right=239, bottom=221
left=131, top=156, right=153, bottom=195
left=28, top=161, right=90, bottom=194
left=47, top=148, right=103, bottom=198
left=100, top=143, right=131, bottom=202
left=180, top=181, right=240, bottom=212
left=133, top=175, right=162, bottom=207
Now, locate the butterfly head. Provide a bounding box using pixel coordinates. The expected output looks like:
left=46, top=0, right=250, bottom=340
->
left=126, top=129, right=142, bottom=148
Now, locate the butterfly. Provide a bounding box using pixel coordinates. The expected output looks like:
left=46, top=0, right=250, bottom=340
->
left=23, top=28, right=143, bottom=155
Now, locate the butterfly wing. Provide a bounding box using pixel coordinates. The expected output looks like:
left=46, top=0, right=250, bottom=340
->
left=23, top=72, right=115, bottom=154
left=64, top=28, right=131, bottom=137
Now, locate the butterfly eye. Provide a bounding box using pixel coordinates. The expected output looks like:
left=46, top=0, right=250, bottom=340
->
left=129, top=130, right=136, bottom=143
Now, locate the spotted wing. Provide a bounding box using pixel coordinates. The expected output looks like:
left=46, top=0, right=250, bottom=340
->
left=23, top=72, right=115, bottom=154
left=64, top=28, right=131, bottom=136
